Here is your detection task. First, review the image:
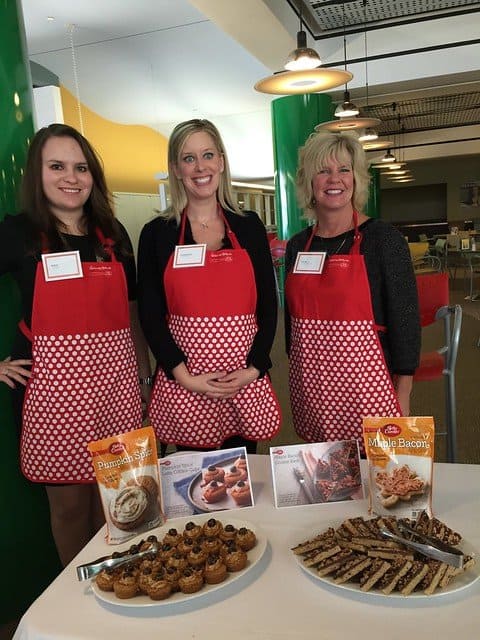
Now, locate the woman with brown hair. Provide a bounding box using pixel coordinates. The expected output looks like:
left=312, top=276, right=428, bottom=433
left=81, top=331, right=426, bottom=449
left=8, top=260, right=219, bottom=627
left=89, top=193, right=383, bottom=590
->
left=138, top=118, right=281, bottom=453
left=0, top=124, right=151, bottom=565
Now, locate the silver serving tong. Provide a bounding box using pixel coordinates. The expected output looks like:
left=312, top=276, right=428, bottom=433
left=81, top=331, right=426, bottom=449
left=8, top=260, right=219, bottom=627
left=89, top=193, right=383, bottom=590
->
left=379, top=525, right=464, bottom=569
left=76, top=541, right=158, bottom=581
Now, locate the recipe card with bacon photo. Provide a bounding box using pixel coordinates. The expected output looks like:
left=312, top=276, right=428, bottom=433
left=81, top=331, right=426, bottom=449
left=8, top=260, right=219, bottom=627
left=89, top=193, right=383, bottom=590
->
left=270, top=441, right=364, bottom=508
left=159, top=447, right=254, bottom=518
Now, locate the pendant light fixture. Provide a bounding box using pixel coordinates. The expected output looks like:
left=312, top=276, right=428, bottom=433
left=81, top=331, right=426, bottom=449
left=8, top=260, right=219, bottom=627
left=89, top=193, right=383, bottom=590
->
left=381, top=149, right=397, bottom=162
left=316, top=2, right=380, bottom=133
left=334, top=2, right=358, bottom=118
left=254, top=8, right=351, bottom=95
left=284, top=12, right=321, bottom=71
left=358, top=3, right=379, bottom=143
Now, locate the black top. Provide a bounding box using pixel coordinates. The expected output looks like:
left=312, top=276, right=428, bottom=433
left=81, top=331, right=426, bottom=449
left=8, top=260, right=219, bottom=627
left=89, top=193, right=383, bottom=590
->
left=285, top=218, right=420, bottom=375
left=0, top=213, right=137, bottom=359
left=137, top=209, right=277, bottom=377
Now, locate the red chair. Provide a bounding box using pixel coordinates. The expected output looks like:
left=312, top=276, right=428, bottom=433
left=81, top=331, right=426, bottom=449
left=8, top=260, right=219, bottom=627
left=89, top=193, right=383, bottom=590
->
left=414, top=273, right=462, bottom=462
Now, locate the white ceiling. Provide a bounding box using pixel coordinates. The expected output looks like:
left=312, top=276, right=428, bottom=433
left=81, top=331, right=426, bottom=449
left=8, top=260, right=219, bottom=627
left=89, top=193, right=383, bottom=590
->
left=21, top=0, right=480, bottom=180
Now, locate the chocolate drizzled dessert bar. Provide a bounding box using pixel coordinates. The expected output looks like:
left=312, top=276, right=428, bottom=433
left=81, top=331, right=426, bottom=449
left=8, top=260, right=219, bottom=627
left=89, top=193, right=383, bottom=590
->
left=292, top=514, right=475, bottom=596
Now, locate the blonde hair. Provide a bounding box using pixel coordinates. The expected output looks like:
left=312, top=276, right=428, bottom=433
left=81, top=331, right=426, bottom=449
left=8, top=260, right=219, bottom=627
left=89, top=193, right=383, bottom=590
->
left=161, top=119, right=241, bottom=223
left=296, top=131, right=370, bottom=220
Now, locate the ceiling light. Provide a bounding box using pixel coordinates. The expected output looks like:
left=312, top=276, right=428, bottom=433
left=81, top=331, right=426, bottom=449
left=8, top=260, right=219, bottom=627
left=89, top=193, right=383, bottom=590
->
left=370, top=162, right=405, bottom=170
left=285, top=29, right=321, bottom=71
left=254, top=68, right=352, bottom=95
left=255, top=10, right=351, bottom=95
left=358, top=128, right=378, bottom=142
left=381, top=149, right=396, bottom=162
left=315, top=116, right=381, bottom=132
left=334, top=90, right=359, bottom=118
left=362, top=139, right=394, bottom=151
left=383, top=170, right=409, bottom=176
left=391, top=178, right=415, bottom=183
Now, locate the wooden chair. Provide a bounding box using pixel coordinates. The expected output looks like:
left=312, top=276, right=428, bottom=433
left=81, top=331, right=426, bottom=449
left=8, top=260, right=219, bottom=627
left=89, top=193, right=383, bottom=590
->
left=414, top=273, right=462, bottom=462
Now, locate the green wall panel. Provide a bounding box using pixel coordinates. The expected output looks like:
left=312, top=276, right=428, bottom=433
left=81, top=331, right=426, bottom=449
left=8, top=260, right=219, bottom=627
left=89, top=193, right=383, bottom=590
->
left=0, top=0, right=61, bottom=625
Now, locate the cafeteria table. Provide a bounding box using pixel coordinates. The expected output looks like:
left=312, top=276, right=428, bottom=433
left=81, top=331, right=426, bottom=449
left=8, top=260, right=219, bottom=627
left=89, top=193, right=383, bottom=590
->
left=14, top=455, right=480, bottom=640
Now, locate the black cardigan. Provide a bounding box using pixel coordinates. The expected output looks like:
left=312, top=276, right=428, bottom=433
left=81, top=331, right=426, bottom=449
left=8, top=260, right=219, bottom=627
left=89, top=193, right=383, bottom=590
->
left=137, top=209, right=277, bottom=377
left=285, top=218, right=420, bottom=375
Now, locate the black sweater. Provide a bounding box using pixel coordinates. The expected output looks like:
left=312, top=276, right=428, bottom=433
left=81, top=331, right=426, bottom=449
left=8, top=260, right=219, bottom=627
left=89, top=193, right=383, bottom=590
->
left=0, top=213, right=137, bottom=360
left=137, top=209, right=277, bottom=377
left=285, top=218, right=420, bottom=375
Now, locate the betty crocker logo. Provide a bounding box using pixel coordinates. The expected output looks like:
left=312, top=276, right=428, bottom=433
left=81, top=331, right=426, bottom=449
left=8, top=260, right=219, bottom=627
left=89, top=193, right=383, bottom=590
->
left=381, top=423, right=402, bottom=437
left=110, top=442, right=126, bottom=455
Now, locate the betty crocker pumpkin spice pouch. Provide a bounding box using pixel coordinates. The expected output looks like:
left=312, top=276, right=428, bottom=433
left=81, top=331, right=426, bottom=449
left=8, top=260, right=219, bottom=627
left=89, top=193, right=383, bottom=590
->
left=88, top=426, right=164, bottom=544
left=362, top=417, right=435, bottom=519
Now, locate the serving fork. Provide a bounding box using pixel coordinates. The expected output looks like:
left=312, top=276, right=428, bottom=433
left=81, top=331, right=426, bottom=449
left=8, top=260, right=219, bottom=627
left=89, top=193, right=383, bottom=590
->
left=293, top=467, right=315, bottom=504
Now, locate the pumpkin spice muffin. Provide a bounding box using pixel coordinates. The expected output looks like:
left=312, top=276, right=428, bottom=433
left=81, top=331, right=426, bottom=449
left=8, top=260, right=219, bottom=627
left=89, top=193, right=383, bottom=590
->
left=219, top=523, right=238, bottom=543
left=203, top=517, right=224, bottom=538
left=178, top=568, right=204, bottom=594
left=236, top=527, right=257, bottom=551
left=95, top=568, right=118, bottom=591
left=188, top=545, right=208, bottom=569
left=183, top=521, right=203, bottom=542
left=146, top=573, right=172, bottom=600
left=225, top=545, right=248, bottom=572
left=113, top=570, right=139, bottom=599
left=204, top=554, right=228, bottom=585
left=162, top=527, right=183, bottom=547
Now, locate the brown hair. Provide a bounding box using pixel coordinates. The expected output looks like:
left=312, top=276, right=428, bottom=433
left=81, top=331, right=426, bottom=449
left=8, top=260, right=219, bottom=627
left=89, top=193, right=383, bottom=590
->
left=21, top=123, right=122, bottom=253
left=296, top=131, right=370, bottom=220
left=162, top=118, right=241, bottom=223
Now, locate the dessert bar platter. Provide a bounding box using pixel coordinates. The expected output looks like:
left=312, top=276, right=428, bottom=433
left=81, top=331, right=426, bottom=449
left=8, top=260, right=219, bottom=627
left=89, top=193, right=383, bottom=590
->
left=188, top=454, right=253, bottom=512
left=89, top=515, right=266, bottom=607
left=292, top=513, right=478, bottom=599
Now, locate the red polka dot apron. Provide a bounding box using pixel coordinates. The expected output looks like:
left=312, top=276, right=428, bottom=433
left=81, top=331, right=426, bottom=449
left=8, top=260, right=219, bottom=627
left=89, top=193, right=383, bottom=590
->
left=148, top=210, right=281, bottom=448
left=285, top=213, right=401, bottom=452
left=20, top=230, right=142, bottom=483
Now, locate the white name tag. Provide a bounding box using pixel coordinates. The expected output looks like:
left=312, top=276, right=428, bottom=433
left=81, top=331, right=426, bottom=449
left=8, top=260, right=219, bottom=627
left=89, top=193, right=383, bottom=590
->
left=173, top=244, right=206, bottom=268
left=293, top=251, right=326, bottom=274
left=42, top=251, right=83, bottom=281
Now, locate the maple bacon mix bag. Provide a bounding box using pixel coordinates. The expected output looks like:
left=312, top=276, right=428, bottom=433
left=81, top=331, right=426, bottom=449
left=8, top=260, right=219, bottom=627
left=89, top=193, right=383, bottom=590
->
left=362, top=417, right=435, bottom=518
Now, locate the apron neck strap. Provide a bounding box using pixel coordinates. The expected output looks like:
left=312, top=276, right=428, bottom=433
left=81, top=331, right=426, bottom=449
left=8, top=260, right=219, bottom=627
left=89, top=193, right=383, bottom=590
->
left=179, top=205, right=241, bottom=249
left=40, top=228, right=117, bottom=261
left=305, top=210, right=362, bottom=254
left=95, top=228, right=117, bottom=261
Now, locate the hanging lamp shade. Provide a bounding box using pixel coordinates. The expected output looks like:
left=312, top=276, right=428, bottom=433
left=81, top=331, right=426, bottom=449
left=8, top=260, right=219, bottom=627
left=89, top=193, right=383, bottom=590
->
left=358, top=128, right=378, bottom=142
left=381, top=149, right=396, bottom=162
left=315, top=115, right=380, bottom=132
left=255, top=68, right=352, bottom=95
left=362, top=139, right=393, bottom=151
left=334, top=90, right=359, bottom=117
left=285, top=29, right=321, bottom=71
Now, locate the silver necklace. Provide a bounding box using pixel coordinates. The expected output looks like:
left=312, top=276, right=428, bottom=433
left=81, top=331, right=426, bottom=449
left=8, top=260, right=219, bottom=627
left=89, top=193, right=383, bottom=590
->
left=317, top=234, right=347, bottom=256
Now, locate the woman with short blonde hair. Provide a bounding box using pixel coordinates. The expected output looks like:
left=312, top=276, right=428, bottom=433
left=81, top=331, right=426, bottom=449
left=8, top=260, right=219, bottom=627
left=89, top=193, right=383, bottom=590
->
left=285, top=130, right=420, bottom=453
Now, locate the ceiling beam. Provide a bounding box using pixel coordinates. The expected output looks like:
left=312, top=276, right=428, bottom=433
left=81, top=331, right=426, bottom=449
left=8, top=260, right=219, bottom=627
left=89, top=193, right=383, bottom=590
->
left=189, top=0, right=295, bottom=70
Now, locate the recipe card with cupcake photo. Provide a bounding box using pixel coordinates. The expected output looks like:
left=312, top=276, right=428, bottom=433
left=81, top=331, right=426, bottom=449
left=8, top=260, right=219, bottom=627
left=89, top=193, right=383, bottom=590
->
left=159, top=448, right=254, bottom=518
left=270, top=441, right=364, bottom=508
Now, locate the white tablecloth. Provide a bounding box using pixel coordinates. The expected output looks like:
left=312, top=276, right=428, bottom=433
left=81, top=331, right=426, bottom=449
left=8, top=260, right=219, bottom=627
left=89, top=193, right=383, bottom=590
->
left=14, top=456, right=480, bottom=640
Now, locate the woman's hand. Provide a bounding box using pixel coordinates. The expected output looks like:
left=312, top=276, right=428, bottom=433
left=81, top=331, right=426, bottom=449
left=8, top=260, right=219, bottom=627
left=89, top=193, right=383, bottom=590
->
left=172, top=363, right=231, bottom=398
left=172, top=363, right=259, bottom=399
left=0, top=357, right=32, bottom=388
left=207, top=366, right=260, bottom=399
left=393, top=374, right=413, bottom=416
